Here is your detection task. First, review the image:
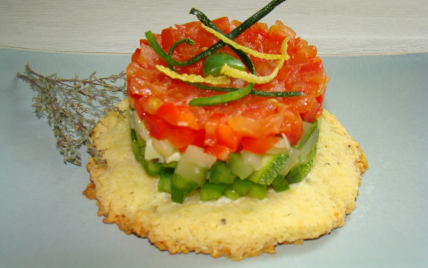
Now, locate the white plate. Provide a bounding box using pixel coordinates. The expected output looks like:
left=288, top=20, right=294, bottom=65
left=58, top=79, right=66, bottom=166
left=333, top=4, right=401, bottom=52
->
left=1, top=48, right=427, bottom=267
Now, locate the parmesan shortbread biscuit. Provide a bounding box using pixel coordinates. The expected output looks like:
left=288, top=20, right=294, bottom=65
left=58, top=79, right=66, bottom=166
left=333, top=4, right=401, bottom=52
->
left=84, top=99, right=368, bottom=261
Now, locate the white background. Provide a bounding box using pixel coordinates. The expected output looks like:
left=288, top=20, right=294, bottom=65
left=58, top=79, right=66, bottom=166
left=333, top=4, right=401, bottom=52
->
left=1, top=0, right=427, bottom=55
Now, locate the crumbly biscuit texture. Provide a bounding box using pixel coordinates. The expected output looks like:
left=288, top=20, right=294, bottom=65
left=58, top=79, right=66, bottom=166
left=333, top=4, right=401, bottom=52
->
left=84, top=99, right=368, bottom=261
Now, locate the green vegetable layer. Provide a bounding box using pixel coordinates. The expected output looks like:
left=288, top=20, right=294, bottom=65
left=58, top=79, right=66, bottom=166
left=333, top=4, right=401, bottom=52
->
left=130, top=120, right=319, bottom=204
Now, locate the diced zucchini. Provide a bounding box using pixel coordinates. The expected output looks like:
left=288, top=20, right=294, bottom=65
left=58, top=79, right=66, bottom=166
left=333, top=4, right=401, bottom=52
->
left=240, top=150, right=263, bottom=170
left=200, top=182, right=225, bottom=201
left=279, top=120, right=319, bottom=181
left=247, top=154, right=289, bottom=185
left=181, top=145, right=216, bottom=169
left=226, top=153, right=253, bottom=179
left=174, top=157, right=208, bottom=187
left=145, top=139, right=165, bottom=163
left=265, top=135, right=291, bottom=155
left=152, top=138, right=179, bottom=162
left=208, top=161, right=236, bottom=184
left=130, top=115, right=319, bottom=203
left=279, top=147, right=300, bottom=176
left=131, top=110, right=151, bottom=141
left=298, top=123, right=319, bottom=164
left=296, top=121, right=318, bottom=150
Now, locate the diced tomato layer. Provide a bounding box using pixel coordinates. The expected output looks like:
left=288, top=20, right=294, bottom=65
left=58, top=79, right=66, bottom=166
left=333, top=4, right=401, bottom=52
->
left=144, top=115, right=171, bottom=140
left=155, top=103, right=199, bottom=129
left=190, top=129, right=206, bottom=148
left=203, top=114, right=225, bottom=147
left=217, top=121, right=242, bottom=151
left=204, top=145, right=231, bottom=162
left=127, top=18, right=329, bottom=160
left=168, top=126, right=199, bottom=149
left=242, top=135, right=279, bottom=155
left=227, top=113, right=283, bottom=138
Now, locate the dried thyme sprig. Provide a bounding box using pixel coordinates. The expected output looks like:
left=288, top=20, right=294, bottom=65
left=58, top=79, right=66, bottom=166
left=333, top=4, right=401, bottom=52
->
left=17, top=63, right=127, bottom=166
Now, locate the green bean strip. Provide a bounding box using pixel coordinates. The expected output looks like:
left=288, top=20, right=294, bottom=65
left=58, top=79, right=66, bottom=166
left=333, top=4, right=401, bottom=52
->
left=163, top=1, right=301, bottom=105
left=190, top=8, right=255, bottom=74
left=189, top=8, right=303, bottom=98
left=181, top=13, right=255, bottom=105
left=167, top=38, right=256, bottom=105
left=187, top=7, right=303, bottom=103
left=189, top=83, right=253, bottom=106
left=190, top=83, right=304, bottom=97
left=145, top=0, right=286, bottom=67
left=166, top=38, right=194, bottom=69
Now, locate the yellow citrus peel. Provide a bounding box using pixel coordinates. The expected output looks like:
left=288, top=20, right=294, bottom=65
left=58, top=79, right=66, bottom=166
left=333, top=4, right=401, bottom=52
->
left=155, top=65, right=230, bottom=85
left=220, top=37, right=289, bottom=84
left=201, top=24, right=288, bottom=60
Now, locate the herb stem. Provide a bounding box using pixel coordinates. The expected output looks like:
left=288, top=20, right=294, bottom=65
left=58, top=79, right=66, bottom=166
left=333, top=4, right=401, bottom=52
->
left=17, top=64, right=126, bottom=166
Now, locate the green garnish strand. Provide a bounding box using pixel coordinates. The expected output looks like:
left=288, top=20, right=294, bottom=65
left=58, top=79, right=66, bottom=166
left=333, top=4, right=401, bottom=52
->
left=190, top=83, right=304, bottom=97
left=187, top=5, right=301, bottom=105
left=145, top=0, right=287, bottom=67
left=162, top=0, right=301, bottom=105
left=189, top=7, right=256, bottom=74
left=166, top=32, right=257, bottom=106
left=185, top=13, right=255, bottom=106
left=166, top=38, right=194, bottom=69
left=167, top=38, right=256, bottom=106
left=189, top=83, right=254, bottom=106
left=165, top=4, right=302, bottom=105
left=189, top=7, right=303, bottom=98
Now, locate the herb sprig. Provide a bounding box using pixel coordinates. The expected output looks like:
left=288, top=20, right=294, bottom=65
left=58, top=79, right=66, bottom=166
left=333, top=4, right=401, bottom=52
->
left=17, top=64, right=127, bottom=166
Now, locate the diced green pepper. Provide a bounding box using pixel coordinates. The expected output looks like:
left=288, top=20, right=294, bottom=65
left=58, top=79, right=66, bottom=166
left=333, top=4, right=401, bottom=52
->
left=138, top=148, right=162, bottom=176
left=247, top=181, right=267, bottom=200
left=285, top=163, right=302, bottom=184
left=158, top=171, right=173, bottom=193
left=136, top=132, right=146, bottom=147
left=229, top=179, right=252, bottom=196
left=170, top=173, right=200, bottom=204
left=271, top=174, right=290, bottom=192
left=223, top=188, right=241, bottom=200
left=208, top=161, right=236, bottom=184
left=226, top=153, right=253, bottom=179
left=130, top=129, right=142, bottom=157
left=172, top=173, right=199, bottom=194
left=171, top=184, right=186, bottom=204
left=200, top=182, right=225, bottom=201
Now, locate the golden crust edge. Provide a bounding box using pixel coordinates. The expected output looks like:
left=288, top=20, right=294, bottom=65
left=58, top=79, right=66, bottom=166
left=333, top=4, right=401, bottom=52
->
left=83, top=102, right=369, bottom=261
